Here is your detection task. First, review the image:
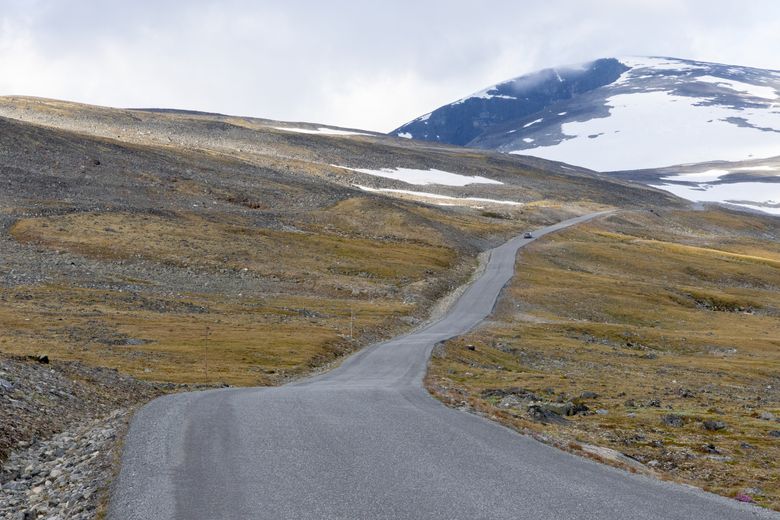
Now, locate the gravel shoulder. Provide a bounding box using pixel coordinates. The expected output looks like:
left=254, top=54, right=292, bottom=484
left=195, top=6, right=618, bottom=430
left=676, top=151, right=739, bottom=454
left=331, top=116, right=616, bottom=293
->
left=0, top=355, right=193, bottom=519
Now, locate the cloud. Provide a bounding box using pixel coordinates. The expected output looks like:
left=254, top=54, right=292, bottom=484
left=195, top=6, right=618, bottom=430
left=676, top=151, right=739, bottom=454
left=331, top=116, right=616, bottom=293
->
left=0, top=0, right=778, bottom=131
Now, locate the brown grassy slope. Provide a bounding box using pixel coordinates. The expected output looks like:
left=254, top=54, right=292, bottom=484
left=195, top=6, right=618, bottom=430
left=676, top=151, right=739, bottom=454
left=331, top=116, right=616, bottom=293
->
left=427, top=208, right=780, bottom=509
left=0, top=98, right=674, bottom=385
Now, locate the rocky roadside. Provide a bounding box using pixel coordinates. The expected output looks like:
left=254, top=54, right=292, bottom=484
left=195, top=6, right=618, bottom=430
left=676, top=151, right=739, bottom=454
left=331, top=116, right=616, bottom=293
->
left=0, top=409, right=131, bottom=520
left=0, top=354, right=175, bottom=519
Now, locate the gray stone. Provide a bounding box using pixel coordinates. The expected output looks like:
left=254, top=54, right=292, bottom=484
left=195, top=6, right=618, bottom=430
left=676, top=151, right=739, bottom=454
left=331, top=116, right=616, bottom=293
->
left=542, top=401, right=574, bottom=416
left=702, top=420, right=726, bottom=431
left=662, top=414, right=685, bottom=427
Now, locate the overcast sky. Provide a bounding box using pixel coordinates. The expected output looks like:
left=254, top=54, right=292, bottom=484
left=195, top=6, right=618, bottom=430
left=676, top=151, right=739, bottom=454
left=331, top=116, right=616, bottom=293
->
left=1, top=1, right=779, bottom=132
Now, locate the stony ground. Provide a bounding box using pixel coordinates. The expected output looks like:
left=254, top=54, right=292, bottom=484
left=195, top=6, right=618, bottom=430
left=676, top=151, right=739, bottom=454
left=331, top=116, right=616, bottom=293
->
left=1, top=409, right=128, bottom=520
left=0, top=354, right=176, bottom=519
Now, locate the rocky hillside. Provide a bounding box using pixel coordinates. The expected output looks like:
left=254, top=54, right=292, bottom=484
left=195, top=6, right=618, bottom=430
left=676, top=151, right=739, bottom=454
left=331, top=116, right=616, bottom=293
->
left=0, top=96, right=680, bottom=388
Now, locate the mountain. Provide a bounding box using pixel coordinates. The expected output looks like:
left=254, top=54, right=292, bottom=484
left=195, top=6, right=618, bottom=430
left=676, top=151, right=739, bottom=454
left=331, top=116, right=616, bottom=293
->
left=392, top=57, right=780, bottom=172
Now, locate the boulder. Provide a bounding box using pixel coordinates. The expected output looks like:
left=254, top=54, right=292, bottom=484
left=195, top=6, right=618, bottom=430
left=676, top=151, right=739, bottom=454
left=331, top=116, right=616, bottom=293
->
left=0, top=377, right=13, bottom=392
left=702, top=420, right=726, bottom=431
left=662, top=414, right=685, bottom=427
left=542, top=402, right=574, bottom=416
left=526, top=404, right=569, bottom=425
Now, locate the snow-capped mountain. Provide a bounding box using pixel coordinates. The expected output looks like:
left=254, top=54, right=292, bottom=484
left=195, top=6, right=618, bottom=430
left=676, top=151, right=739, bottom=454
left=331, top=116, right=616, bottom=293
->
left=392, top=57, right=780, bottom=173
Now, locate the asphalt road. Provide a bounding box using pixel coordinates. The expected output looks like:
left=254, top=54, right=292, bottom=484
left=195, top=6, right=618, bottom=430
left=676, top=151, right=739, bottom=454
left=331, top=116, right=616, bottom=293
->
left=109, top=211, right=777, bottom=520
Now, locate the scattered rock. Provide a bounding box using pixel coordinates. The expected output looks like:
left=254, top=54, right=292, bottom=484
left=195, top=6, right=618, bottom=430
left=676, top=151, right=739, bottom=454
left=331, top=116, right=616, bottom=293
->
left=768, top=430, right=780, bottom=438
left=677, top=388, right=695, bottom=398
left=0, top=354, right=169, bottom=519
left=572, top=402, right=590, bottom=415
left=497, top=395, right=524, bottom=409
left=702, top=420, right=726, bottom=431
left=758, top=411, right=776, bottom=422
left=662, top=414, right=685, bottom=427
left=526, top=404, right=569, bottom=425
left=541, top=402, right=575, bottom=416
left=465, top=344, right=476, bottom=351
left=579, top=444, right=650, bottom=473
left=595, top=409, right=609, bottom=415
left=28, top=355, right=49, bottom=364
left=647, top=399, right=661, bottom=408
left=484, top=387, right=538, bottom=400
left=580, top=391, right=599, bottom=399
left=0, top=409, right=129, bottom=520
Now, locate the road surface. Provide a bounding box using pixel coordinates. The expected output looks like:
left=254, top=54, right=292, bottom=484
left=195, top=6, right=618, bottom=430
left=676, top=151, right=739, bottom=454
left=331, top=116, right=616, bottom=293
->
left=109, top=211, right=776, bottom=519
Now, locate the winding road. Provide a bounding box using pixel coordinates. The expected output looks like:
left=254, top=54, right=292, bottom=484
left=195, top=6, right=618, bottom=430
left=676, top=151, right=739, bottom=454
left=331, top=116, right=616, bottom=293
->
left=109, top=211, right=776, bottom=520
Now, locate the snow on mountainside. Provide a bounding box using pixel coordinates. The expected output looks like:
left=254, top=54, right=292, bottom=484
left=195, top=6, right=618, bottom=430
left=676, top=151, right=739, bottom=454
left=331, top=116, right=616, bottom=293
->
left=392, top=57, right=780, bottom=172
left=392, top=57, right=780, bottom=215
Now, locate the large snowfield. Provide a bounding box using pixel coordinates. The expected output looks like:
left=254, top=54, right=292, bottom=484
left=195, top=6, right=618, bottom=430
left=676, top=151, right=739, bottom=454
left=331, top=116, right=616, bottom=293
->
left=514, top=87, right=780, bottom=172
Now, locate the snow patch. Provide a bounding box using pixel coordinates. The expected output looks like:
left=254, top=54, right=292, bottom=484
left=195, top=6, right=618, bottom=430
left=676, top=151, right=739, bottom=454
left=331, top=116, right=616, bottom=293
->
left=661, top=169, right=730, bottom=183
left=353, top=185, right=522, bottom=206
left=696, top=75, right=778, bottom=100
left=618, top=56, right=707, bottom=72
left=522, top=138, right=535, bottom=143
left=652, top=181, right=780, bottom=215
left=523, top=118, right=543, bottom=128
left=733, top=165, right=778, bottom=172
left=274, top=126, right=369, bottom=136
left=336, top=166, right=503, bottom=186
left=453, top=86, right=518, bottom=104
left=397, top=132, right=413, bottom=139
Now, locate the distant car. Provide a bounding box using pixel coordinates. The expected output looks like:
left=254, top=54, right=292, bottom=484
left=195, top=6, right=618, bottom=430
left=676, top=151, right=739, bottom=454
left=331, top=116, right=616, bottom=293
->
left=523, top=232, right=533, bottom=239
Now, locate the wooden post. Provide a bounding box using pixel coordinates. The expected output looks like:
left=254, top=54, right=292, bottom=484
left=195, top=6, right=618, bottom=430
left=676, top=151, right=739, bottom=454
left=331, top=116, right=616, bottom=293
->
left=204, top=325, right=210, bottom=379
left=350, top=305, right=354, bottom=340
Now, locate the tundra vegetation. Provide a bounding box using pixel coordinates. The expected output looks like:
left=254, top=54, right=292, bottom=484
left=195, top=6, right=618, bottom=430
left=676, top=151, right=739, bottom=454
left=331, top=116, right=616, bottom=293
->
left=427, top=208, right=780, bottom=509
